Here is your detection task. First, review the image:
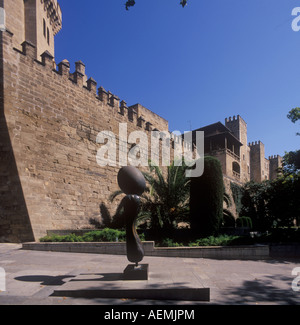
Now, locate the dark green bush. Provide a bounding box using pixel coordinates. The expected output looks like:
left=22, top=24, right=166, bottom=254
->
left=190, top=156, right=224, bottom=237
left=40, top=234, right=84, bottom=242
left=155, top=234, right=249, bottom=247
left=81, top=229, right=127, bottom=242
left=40, top=228, right=146, bottom=243
left=241, top=174, right=300, bottom=231
left=189, top=235, right=241, bottom=247
left=156, top=238, right=185, bottom=247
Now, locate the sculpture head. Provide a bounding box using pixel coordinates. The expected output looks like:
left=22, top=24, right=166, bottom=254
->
left=117, top=166, right=146, bottom=196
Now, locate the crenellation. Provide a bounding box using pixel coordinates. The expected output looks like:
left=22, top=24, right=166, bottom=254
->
left=41, top=50, right=54, bottom=68
left=73, top=70, right=84, bottom=87
left=13, top=43, right=167, bottom=133
left=108, top=93, right=120, bottom=109
left=249, top=141, right=262, bottom=147
left=119, top=100, right=127, bottom=116
left=86, top=77, right=97, bottom=94
left=137, top=116, right=146, bottom=128
left=98, top=86, right=109, bottom=103
left=21, top=40, right=37, bottom=60
left=57, top=59, right=70, bottom=77
left=75, top=60, right=85, bottom=75
left=128, top=106, right=138, bottom=124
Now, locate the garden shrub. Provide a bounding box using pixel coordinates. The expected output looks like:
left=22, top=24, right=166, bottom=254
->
left=81, top=229, right=126, bottom=242
left=40, top=228, right=145, bottom=243
left=190, top=156, right=224, bottom=237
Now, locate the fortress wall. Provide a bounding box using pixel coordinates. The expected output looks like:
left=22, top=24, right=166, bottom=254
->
left=0, top=30, right=175, bottom=241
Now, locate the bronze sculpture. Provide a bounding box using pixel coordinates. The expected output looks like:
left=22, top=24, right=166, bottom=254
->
left=117, top=166, right=148, bottom=280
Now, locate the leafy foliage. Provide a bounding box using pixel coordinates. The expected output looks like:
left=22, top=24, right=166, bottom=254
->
left=189, top=235, right=241, bottom=247
left=109, top=161, right=191, bottom=235
left=241, top=174, right=300, bottom=231
left=40, top=228, right=146, bottom=243
left=142, top=161, right=191, bottom=232
left=287, top=107, right=300, bottom=124
left=282, top=150, right=300, bottom=174
left=230, top=182, right=243, bottom=216
left=288, top=106, right=300, bottom=137
left=125, top=0, right=135, bottom=10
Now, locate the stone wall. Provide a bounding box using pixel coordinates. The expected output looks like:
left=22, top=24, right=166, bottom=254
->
left=0, top=30, right=176, bottom=242
left=2, top=0, right=25, bottom=52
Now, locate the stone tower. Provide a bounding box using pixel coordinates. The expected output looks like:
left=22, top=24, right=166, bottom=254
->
left=1, top=0, right=62, bottom=57
left=249, top=141, right=266, bottom=182
left=225, top=115, right=250, bottom=183
left=269, top=155, right=282, bottom=180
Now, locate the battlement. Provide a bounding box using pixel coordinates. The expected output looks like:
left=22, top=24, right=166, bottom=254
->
left=225, top=115, right=238, bottom=123
left=268, top=155, right=280, bottom=160
left=225, top=115, right=247, bottom=126
left=248, top=140, right=263, bottom=147
left=14, top=36, right=169, bottom=137
left=16, top=34, right=193, bottom=155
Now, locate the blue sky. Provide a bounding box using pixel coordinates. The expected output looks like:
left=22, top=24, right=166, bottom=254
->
left=55, top=0, right=300, bottom=158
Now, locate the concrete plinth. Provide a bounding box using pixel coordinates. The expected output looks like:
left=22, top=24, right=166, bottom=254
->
left=51, top=268, right=210, bottom=302
left=123, top=264, right=149, bottom=281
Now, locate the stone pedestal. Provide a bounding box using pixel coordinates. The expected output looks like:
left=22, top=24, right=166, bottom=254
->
left=123, top=264, right=149, bottom=281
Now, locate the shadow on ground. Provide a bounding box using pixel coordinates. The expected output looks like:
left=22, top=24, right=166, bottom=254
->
left=15, top=275, right=76, bottom=286
left=221, top=273, right=299, bottom=305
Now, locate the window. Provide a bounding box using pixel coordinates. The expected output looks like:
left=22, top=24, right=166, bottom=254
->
left=232, top=162, right=240, bottom=177
left=43, top=19, right=46, bottom=37
left=47, top=28, right=49, bottom=45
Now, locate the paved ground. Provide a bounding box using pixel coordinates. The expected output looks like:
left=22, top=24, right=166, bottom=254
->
left=0, top=244, right=299, bottom=305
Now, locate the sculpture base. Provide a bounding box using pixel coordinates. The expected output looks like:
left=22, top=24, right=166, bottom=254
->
left=123, top=264, right=149, bottom=281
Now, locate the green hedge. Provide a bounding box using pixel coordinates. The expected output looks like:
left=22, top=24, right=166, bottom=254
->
left=190, top=156, right=224, bottom=237
left=40, top=228, right=128, bottom=243
left=155, top=235, right=253, bottom=247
